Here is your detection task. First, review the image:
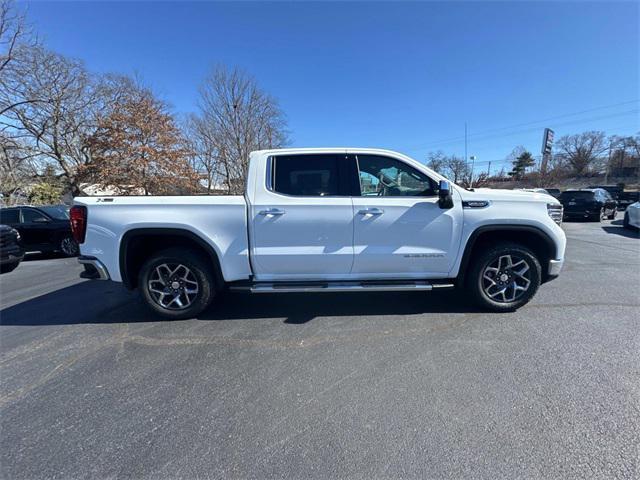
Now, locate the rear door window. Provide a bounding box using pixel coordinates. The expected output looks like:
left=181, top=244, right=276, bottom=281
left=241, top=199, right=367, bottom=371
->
left=21, top=208, right=50, bottom=223
left=0, top=209, right=19, bottom=224
left=272, top=154, right=348, bottom=197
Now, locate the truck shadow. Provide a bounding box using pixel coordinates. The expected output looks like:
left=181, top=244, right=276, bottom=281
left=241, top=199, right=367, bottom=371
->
left=0, top=281, right=481, bottom=326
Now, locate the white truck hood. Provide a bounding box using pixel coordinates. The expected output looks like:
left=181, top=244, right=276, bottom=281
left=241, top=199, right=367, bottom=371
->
left=458, top=187, right=560, bottom=205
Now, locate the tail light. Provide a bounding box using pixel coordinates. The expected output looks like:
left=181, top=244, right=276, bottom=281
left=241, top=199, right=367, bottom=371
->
left=547, top=203, right=563, bottom=224
left=70, top=206, right=87, bottom=244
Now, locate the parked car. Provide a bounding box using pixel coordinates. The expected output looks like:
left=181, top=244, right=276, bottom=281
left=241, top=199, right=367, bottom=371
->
left=0, top=205, right=79, bottom=256
left=559, top=188, right=617, bottom=221
left=515, top=188, right=551, bottom=195
left=588, top=184, right=623, bottom=200
left=0, top=225, right=24, bottom=273
left=616, top=191, right=639, bottom=211
left=623, top=202, right=640, bottom=230
left=72, top=148, right=566, bottom=319
left=544, top=188, right=561, bottom=198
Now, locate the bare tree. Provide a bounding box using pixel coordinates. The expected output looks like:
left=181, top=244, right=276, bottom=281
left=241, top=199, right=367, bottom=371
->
left=443, top=155, right=471, bottom=184
left=0, top=0, right=38, bottom=116
left=194, top=65, right=288, bottom=194
left=184, top=114, right=222, bottom=193
left=426, top=150, right=446, bottom=175
left=426, top=151, right=470, bottom=185
left=556, top=131, right=607, bottom=176
left=0, top=131, right=36, bottom=198
left=0, top=46, right=109, bottom=195
left=606, top=134, right=640, bottom=179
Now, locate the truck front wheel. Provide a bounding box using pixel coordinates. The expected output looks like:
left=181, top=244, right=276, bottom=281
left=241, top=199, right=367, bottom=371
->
left=139, top=248, right=216, bottom=320
left=467, top=242, right=542, bottom=312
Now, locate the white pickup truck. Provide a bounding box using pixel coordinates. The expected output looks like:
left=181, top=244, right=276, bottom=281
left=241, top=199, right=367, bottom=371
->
left=71, top=148, right=566, bottom=319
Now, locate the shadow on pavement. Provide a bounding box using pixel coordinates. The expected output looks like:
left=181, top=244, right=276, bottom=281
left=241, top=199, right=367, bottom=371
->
left=22, top=251, right=74, bottom=262
left=601, top=222, right=640, bottom=239
left=0, top=281, right=480, bottom=326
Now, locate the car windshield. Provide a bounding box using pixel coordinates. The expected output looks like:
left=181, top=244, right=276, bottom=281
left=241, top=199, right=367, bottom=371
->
left=559, top=191, right=594, bottom=200
left=38, top=205, right=70, bottom=220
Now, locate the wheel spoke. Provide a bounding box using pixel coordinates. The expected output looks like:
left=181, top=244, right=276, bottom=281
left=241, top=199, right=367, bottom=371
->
left=482, top=253, right=532, bottom=304
left=483, top=273, right=497, bottom=286
left=147, top=262, right=200, bottom=311
left=488, top=286, right=507, bottom=299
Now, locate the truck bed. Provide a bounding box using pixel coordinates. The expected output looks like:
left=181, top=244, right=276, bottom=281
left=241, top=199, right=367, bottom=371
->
left=74, top=195, right=252, bottom=283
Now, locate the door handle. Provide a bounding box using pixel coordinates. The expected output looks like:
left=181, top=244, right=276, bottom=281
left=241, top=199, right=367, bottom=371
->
left=357, top=208, right=384, bottom=215
left=259, top=208, right=285, bottom=216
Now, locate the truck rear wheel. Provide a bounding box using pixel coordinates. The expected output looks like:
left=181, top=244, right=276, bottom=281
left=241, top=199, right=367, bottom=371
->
left=139, top=248, right=216, bottom=320
left=467, top=242, right=541, bottom=312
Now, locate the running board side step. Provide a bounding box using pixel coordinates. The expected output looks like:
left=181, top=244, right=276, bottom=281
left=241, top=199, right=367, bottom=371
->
left=230, top=281, right=455, bottom=294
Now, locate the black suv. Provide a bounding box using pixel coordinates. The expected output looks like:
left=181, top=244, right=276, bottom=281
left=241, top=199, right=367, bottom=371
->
left=559, top=189, right=617, bottom=222
left=0, top=205, right=79, bottom=256
left=616, top=191, right=639, bottom=211
left=0, top=225, right=24, bottom=273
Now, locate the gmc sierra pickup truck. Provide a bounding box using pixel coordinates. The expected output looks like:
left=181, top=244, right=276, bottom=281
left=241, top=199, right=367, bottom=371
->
left=71, top=148, right=566, bottom=319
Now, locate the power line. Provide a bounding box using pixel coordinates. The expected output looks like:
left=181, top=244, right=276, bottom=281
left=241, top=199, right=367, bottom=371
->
left=460, top=109, right=637, bottom=145
left=412, top=109, right=639, bottom=153
left=405, top=99, right=640, bottom=151
left=433, top=120, right=639, bottom=168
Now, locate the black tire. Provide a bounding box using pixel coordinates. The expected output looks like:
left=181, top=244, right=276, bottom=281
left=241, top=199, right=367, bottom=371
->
left=467, top=242, right=542, bottom=312
left=590, top=208, right=603, bottom=222
left=139, top=248, right=217, bottom=320
left=0, top=261, right=20, bottom=274
left=60, top=235, right=79, bottom=257
left=608, top=209, right=617, bottom=220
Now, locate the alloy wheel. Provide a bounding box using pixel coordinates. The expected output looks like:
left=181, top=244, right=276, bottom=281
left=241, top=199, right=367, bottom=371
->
left=481, top=254, right=532, bottom=303
left=61, top=237, right=78, bottom=256
left=147, top=263, right=200, bottom=310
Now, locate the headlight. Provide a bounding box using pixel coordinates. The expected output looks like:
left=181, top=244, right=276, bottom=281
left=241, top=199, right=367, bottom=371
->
left=547, top=203, right=563, bottom=225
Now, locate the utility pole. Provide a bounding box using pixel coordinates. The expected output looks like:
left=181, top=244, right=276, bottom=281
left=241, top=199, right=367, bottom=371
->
left=464, top=122, right=468, bottom=169
left=469, top=155, right=476, bottom=187
left=487, top=161, right=491, bottom=176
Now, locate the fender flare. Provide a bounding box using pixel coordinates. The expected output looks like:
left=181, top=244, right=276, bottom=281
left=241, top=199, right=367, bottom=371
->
left=455, top=224, right=557, bottom=282
left=119, top=228, right=224, bottom=289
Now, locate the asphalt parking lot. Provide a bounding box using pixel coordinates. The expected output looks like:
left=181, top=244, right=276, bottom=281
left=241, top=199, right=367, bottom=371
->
left=1, top=219, right=639, bottom=479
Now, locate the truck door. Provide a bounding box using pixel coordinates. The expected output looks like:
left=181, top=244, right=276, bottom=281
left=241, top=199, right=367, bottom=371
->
left=351, top=154, right=462, bottom=277
left=249, top=153, right=355, bottom=280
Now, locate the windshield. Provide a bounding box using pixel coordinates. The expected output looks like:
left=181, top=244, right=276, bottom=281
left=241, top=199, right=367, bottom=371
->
left=39, top=205, right=70, bottom=220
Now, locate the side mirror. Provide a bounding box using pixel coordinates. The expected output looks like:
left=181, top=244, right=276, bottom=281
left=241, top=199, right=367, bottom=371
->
left=438, top=180, right=454, bottom=209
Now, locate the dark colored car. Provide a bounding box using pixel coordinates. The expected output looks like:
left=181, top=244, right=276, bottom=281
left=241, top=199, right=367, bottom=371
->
left=544, top=188, right=561, bottom=198
left=559, top=188, right=617, bottom=222
left=0, top=225, right=25, bottom=273
left=616, top=191, right=639, bottom=211
left=0, top=205, right=79, bottom=256
left=588, top=184, right=623, bottom=199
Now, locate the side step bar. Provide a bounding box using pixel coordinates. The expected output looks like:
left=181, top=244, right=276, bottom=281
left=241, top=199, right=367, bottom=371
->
left=230, top=281, right=455, bottom=294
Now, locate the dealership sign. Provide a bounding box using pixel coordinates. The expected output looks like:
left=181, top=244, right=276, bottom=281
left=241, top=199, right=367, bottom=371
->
left=542, top=128, right=554, bottom=155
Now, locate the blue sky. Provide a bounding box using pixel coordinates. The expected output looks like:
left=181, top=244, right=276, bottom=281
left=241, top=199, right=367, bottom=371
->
left=24, top=1, right=639, bottom=173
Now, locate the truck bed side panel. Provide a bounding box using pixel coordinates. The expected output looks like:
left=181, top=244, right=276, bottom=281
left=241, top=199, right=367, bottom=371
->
left=74, top=196, right=251, bottom=283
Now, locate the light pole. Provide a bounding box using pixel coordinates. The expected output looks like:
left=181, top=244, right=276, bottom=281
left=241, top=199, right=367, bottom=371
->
left=469, top=155, right=476, bottom=187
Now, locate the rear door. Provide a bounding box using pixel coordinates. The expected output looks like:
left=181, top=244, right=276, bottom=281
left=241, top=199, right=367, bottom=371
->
left=351, top=154, right=462, bottom=277
left=19, top=208, right=54, bottom=249
left=0, top=208, right=20, bottom=229
left=249, top=153, right=356, bottom=280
